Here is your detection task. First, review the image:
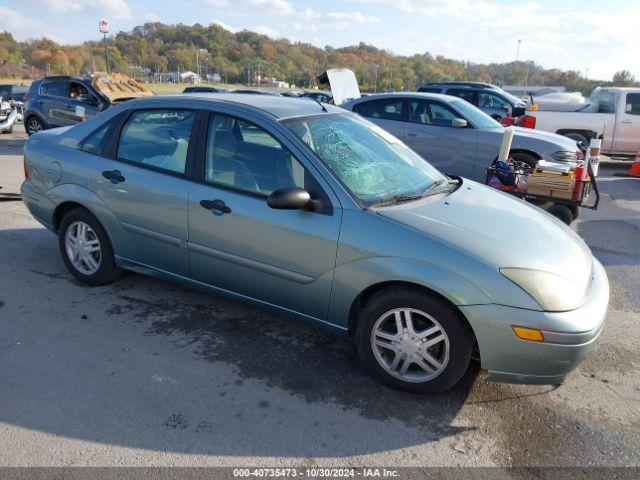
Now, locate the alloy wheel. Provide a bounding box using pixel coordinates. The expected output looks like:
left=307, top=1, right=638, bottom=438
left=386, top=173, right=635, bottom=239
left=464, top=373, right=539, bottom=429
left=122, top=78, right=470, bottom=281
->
left=64, top=221, right=102, bottom=276
left=27, top=118, right=43, bottom=135
left=371, top=307, right=450, bottom=383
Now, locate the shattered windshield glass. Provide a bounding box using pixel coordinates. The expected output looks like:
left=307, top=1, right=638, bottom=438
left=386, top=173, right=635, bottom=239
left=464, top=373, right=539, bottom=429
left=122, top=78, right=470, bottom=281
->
left=283, top=113, right=444, bottom=206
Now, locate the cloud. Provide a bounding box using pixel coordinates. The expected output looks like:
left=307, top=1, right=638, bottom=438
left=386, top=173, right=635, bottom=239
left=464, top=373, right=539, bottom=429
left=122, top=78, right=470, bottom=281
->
left=0, top=6, right=43, bottom=32
left=143, top=13, right=161, bottom=23
left=326, top=11, right=379, bottom=26
left=35, top=0, right=133, bottom=19
left=212, top=19, right=238, bottom=33
left=247, top=0, right=294, bottom=15
left=250, top=25, right=281, bottom=39
left=202, top=0, right=231, bottom=8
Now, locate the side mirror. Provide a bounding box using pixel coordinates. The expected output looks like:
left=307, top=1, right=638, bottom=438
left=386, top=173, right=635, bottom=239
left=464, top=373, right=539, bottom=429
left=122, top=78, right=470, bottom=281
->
left=267, top=187, right=318, bottom=211
left=452, top=118, right=468, bottom=128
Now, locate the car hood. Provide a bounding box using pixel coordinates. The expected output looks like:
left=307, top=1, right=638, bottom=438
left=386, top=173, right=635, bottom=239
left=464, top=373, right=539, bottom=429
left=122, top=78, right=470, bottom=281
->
left=512, top=126, right=579, bottom=152
left=377, top=181, right=593, bottom=292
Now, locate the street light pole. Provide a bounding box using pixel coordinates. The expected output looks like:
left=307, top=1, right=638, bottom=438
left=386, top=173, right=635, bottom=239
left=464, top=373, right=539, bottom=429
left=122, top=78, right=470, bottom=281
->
left=516, top=39, right=522, bottom=61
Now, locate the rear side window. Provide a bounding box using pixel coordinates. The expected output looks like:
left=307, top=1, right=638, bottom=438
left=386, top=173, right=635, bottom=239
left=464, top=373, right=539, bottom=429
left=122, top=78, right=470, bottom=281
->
left=354, top=99, right=404, bottom=122
left=117, top=109, right=195, bottom=174
left=447, top=89, right=477, bottom=105
left=625, top=93, right=640, bottom=115
left=79, top=121, right=113, bottom=155
left=417, top=87, right=442, bottom=93
left=40, top=79, right=69, bottom=97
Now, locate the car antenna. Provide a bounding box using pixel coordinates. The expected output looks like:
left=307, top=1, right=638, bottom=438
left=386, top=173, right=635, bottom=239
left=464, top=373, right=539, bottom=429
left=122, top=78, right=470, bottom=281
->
left=314, top=98, right=328, bottom=113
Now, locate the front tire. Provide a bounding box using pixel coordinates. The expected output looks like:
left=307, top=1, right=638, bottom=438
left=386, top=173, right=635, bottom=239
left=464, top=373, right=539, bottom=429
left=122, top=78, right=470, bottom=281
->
left=356, top=288, right=473, bottom=394
left=510, top=152, right=538, bottom=171
left=58, top=208, right=121, bottom=286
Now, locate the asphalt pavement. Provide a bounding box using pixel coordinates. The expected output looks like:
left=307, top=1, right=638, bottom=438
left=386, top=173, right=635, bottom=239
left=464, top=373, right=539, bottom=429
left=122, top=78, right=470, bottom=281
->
left=0, top=124, right=638, bottom=471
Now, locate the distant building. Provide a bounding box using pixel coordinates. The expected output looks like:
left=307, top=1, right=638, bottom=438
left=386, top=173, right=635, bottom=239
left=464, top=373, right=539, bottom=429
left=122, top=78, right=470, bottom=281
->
left=503, top=85, right=566, bottom=98
left=0, top=61, right=43, bottom=79
left=180, top=71, right=200, bottom=83
left=207, top=73, right=222, bottom=83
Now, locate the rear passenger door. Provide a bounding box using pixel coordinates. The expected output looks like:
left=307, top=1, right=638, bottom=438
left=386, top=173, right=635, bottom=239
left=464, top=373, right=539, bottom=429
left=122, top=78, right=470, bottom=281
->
left=405, top=99, right=478, bottom=177
left=188, top=111, right=342, bottom=322
left=352, top=98, right=406, bottom=140
left=89, top=108, right=198, bottom=276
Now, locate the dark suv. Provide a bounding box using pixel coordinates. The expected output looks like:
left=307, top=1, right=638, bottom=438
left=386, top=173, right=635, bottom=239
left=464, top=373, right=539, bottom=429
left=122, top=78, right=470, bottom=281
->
left=417, top=81, right=527, bottom=121
left=0, top=84, right=29, bottom=102
left=23, top=76, right=108, bottom=135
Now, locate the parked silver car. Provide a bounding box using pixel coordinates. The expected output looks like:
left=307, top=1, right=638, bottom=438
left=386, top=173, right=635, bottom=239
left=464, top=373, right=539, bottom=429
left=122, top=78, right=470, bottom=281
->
left=342, top=93, right=583, bottom=181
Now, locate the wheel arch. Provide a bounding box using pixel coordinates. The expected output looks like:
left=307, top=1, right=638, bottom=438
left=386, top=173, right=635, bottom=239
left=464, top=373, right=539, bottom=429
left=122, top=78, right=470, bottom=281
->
left=24, top=111, right=48, bottom=128
left=47, top=184, right=121, bottom=256
left=555, top=128, right=596, bottom=141
left=52, top=201, right=86, bottom=232
left=346, top=280, right=479, bottom=357
left=508, top=148, right=543, bottom=160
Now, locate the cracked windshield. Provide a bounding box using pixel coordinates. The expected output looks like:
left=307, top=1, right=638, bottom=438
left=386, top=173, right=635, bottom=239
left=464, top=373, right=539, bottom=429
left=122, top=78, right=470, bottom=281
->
left=284, top=113, right=445, bottom=206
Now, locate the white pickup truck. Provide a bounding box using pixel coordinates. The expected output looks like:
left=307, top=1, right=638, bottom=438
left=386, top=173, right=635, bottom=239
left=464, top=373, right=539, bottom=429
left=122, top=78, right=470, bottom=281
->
left=527, top=87, right=640, bottom=157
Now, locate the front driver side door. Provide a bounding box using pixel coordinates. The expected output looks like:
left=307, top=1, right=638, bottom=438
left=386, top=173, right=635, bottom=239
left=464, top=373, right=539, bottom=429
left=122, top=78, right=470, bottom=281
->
left=188, top=112, right=342, bottom=322
left=614, top=92, right=640, bottom=154
left=404, top=99, right=478, bottom=178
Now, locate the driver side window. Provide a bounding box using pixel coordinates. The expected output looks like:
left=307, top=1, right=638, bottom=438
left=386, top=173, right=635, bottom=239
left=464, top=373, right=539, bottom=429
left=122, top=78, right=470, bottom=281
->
left=479, top=92, right=508, bottom=109
left=409, top=100, right=459, bottom=127
left=204, top=114, right=306, bottom=196
left=69, top=81, right=96, bottom=104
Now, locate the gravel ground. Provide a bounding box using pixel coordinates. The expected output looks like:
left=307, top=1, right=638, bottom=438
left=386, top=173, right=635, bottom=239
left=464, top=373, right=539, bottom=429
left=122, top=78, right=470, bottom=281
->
left=0, top=124, right=638, bottom=472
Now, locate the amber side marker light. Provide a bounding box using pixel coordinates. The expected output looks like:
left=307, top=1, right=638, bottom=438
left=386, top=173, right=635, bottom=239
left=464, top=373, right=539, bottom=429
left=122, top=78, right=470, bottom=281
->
left=512, top=326, right=544, bottom=343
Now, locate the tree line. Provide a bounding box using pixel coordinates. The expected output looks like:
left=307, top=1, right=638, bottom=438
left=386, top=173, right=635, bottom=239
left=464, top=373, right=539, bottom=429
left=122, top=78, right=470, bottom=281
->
left=0, top=24, right=637, bottom=95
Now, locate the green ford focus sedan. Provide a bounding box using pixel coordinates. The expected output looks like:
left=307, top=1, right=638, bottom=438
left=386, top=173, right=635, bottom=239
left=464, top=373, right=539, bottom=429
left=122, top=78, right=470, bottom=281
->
left=21, top=93, right=609, bottom=393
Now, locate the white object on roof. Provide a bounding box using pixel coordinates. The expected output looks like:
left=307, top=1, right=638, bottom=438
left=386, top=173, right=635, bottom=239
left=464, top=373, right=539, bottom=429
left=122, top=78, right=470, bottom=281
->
left=325, top=69, right=361, bottom=106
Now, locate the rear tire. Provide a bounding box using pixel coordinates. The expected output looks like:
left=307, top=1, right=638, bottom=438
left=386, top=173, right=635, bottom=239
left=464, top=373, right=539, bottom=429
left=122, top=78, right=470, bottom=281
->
left=547, top=204, right=574, bottom=225
left=58, top=208, right=121, bottom=286
left=25, top=116, right=45, bottom=136
left=355, top=287, right=473, bottom=394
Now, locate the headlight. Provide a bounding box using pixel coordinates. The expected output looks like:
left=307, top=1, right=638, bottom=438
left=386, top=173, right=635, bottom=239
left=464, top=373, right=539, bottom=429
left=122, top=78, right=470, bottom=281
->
left=551, top=150, right=579, bottom=162
left=500, top=268, right=587, bottom=311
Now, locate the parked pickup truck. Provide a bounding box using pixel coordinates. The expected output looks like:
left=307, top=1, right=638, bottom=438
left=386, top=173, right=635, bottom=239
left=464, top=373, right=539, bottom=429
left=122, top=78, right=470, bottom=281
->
left=526, top=87, right=640, bottom=157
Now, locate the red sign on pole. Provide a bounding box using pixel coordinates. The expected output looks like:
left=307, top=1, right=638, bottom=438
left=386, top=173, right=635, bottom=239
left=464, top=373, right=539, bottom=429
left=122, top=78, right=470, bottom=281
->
left=99, top=19, right=110, bottom=34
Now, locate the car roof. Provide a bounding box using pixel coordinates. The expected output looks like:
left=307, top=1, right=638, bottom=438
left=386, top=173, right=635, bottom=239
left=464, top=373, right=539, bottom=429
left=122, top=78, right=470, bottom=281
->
left=136, top=93, right=344, bottom=119
left=344, top=92, right=460, bottom=105
left=420, top=81, right=500, bottom=90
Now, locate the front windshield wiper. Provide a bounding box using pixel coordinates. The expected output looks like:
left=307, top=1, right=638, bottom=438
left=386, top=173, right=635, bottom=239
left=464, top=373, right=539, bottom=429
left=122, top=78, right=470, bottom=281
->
left=369, top=194, right=424, bottom=208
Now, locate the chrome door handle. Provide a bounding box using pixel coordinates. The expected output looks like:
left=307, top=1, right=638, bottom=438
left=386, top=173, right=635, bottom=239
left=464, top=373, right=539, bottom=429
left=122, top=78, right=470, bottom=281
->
left=621, top=120, right=634, bottom=124
left=200, top=199, right=231, bottom=216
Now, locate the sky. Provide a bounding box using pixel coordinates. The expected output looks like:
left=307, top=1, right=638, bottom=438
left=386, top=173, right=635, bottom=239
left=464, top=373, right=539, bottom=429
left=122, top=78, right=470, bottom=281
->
left=0, top=0, right=638, bottom=80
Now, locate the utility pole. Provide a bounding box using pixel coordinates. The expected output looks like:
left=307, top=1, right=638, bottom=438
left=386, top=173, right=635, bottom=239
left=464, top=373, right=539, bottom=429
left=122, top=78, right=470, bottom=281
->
left=99, top=19, right=110, bottom=73
left=373, top=63, right=379, bottom=93
left=196, top=48, right=208, bottom=84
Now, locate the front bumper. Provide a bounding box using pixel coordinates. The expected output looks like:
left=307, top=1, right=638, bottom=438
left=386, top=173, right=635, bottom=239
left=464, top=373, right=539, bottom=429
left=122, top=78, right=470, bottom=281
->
left=460, top=258, right=609, bottom=385
left=0, top=108, right=18, bottom=130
